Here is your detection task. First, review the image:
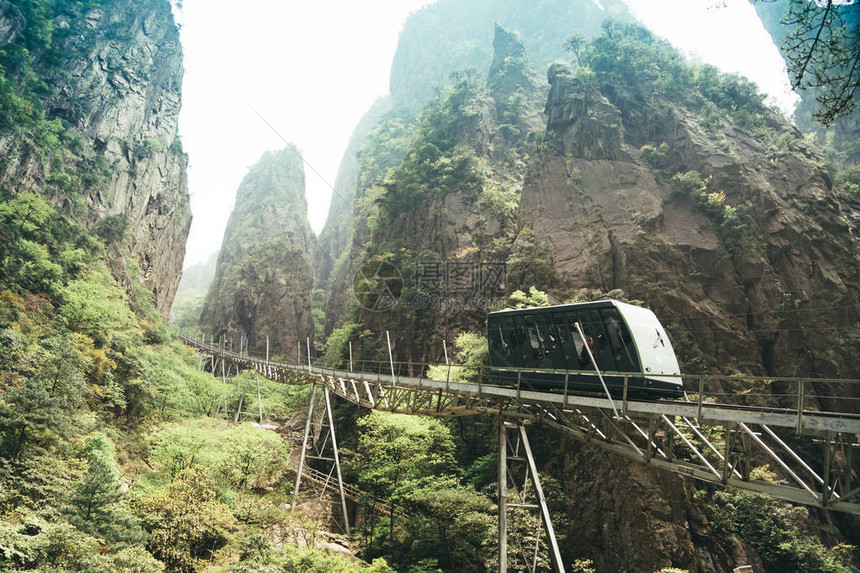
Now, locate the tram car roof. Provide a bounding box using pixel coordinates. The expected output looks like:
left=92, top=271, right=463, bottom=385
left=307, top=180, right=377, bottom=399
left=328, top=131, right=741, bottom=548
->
left=488, top=298, right=635, bottom=316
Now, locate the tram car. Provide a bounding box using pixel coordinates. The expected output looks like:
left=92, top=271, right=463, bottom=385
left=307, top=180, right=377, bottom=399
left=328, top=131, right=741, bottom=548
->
left=487, top=299, right=684, bottom=398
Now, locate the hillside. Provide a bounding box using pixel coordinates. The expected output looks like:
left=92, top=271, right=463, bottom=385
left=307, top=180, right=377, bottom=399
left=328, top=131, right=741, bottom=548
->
left=318, top=0, right=634, bottom=332
left=310, top=19, right=860, bottom=572
left=0, top=3, right=341, bottom=571
left=5, top=1, right=855, bottom=571
left=199, top=148, right=317, bottom=359
left=0, top=0, right=191, bottom=314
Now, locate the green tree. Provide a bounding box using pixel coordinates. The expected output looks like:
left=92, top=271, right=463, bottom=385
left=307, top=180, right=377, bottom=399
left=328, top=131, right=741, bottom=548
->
left=773, top=0, right=860, bottom=125
left=405, top=476, right=494, bottom=570
left=354, top=412, right=458, bottom=550
left=563, top=33, right=586, bottom=66
left=0, top=334, right=86, bottom=459
left=136, top=467, right=237, bottom=572
left=216, top=422, right=291, bottom=489
left=58, top=271, right=137, bottom=347
left=507, top=286, right=549, bottom=308
left=98, top=546, right=165, bottom=572
left=66, top=433, right=143, bottom=547
left=708, top=487, right=855, bottom=571
left=0, top=194, right=79, bottom=296
left=94, top=214, right=129, bottom=245
left=262, top=545, right=395, bottom=572
left=149, top=421, right=216, bottom=477
left=428, top=332, right=489, bottom=383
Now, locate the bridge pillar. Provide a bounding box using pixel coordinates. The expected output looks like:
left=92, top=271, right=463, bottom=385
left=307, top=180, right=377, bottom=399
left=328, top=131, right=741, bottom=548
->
left=498, top=420, right=563, bottom=573
left=291, top=384, right=351, bottom=535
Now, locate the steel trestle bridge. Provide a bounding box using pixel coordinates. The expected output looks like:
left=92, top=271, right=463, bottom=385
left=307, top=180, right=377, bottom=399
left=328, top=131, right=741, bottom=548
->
left=180, top=334, right=860, bottom=571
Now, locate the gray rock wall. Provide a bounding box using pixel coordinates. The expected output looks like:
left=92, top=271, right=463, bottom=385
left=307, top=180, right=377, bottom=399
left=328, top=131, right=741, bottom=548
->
left=199, top=148, right=317, bottom=360
left=0, top=0, right=190, bottom=315
left=522, top=64, right=860, bottom=383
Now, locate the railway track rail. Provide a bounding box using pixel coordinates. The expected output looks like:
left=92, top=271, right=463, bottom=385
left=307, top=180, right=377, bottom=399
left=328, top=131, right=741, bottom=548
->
left=181, top=334, right=860, bottom=515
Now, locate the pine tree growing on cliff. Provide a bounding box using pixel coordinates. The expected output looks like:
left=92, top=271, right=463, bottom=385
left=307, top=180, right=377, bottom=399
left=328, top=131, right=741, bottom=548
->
left=66, top=433, right=143, bottom=547
left=759, top=0, right=859, bottom=125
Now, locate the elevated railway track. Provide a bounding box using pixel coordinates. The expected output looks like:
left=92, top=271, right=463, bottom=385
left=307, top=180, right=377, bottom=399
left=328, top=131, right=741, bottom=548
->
left=181, top=334, right=860, bottom=516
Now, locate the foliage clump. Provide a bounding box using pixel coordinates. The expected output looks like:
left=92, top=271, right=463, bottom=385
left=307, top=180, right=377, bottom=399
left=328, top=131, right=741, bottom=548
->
left=835, top=166, right=860, bottom=200
left=66, top=433, right=144, bottom=547
left=136, top=467, right=237, bottom=571
left=426, top=331, right=488, bottom=383
left=671, top=171, right=742, bottom=230
left=360, top=77, right=487, bottom=233
left=507, top=286, right=549, bottom=308
left=707, top=488, right=855, bottom=572
left=352, top=411, right=494, bottom=570
left=580, top=21, right=777, bottom=135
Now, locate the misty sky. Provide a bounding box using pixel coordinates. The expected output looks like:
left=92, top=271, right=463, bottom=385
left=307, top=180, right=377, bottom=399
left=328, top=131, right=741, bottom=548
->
left=177, top=0, right=796, bottom=268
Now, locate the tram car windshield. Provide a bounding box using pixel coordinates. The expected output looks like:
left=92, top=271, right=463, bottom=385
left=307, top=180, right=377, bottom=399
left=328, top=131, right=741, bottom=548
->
left=487, top=299, right=683, bottom=398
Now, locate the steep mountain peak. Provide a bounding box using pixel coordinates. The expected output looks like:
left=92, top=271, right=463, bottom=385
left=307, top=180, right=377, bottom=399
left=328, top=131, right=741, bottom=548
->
left=488, top=24, right=546, bottom=113
left=199, top=147, right=317, bottom=358
left=0, top=0, right=189, bottom=315
left=489, top=24, right=527, bottom=75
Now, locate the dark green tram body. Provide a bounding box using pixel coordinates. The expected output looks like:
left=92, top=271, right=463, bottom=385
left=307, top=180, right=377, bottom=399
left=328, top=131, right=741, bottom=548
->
left=486, top=299, right=683, bottom=398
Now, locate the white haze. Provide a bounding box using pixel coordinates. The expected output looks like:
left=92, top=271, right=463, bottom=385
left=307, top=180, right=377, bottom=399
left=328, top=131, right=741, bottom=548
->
left=177, top=0, right=798, bottom=268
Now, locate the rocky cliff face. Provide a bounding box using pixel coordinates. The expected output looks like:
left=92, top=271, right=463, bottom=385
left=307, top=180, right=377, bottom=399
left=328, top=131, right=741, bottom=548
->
left=528, top=30, right=858, bottom=570
left=342, top=26, right=547, bottom=364
left=324, top=20, right=859, bottom=570
left=199, top=148, right=317, bottom=359
left=525, top=60, right=860, bottom=383
left=0, top=0, right=190, bottom=315
left=316, top=0, right=637, bottom=334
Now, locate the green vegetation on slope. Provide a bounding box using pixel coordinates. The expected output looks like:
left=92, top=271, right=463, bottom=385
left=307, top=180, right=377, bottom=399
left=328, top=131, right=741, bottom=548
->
left=350, top=411, right=496, bottom=571
left=0, top=192, right=215, bottom=569
left=0, top=188, right=395, bottom=570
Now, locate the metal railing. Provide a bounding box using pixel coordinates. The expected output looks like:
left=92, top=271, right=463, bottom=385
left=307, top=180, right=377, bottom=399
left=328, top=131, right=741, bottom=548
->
left=182, top=334, right=860, bottom=515
left=183, top=334, right=860, bottom=429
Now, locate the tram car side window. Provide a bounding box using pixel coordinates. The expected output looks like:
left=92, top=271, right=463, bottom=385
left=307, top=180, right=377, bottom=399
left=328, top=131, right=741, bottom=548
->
left=486, top=300, right=683, bottom=398
left=545, top=314, right=569, bottom=369
left=512, top=316, right=531, bottom=367
left=601, top=307, right=639, bottom=373
left=489, top=315, right=511, bottom=364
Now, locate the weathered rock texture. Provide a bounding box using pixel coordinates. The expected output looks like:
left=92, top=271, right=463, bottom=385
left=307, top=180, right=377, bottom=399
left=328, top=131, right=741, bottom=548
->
left=510, top=59, right=859, bottom=572
left=199, top=149, right=317, bottom=359
left=349, top=26, right=548, bottom=364
left=523, top=63, right=860, bottom=385
left=327, top=22, right=860, bottom=570
left=0, top=0, right=190, bottom=314
left=317, top=0, right=635, bottom=332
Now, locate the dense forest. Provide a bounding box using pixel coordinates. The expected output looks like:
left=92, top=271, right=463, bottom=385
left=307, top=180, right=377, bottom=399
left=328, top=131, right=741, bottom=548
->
left=2, top=0, right=859, bottom=571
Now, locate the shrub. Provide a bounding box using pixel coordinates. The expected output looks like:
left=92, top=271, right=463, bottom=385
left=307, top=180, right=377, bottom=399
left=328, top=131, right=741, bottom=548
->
left=136, top=468, right=237, bottom=571
left=216, top=423, right=291, bottom=489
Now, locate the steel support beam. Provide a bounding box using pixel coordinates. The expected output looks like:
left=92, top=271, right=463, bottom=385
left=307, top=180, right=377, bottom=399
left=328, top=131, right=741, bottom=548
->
left=498, top=421, right=563, bottom=573
left=181, top=335, right=860, bottom=517
left=292, top=383, right=318, bottom=509
left=324, top=387, right=351, bottom=535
